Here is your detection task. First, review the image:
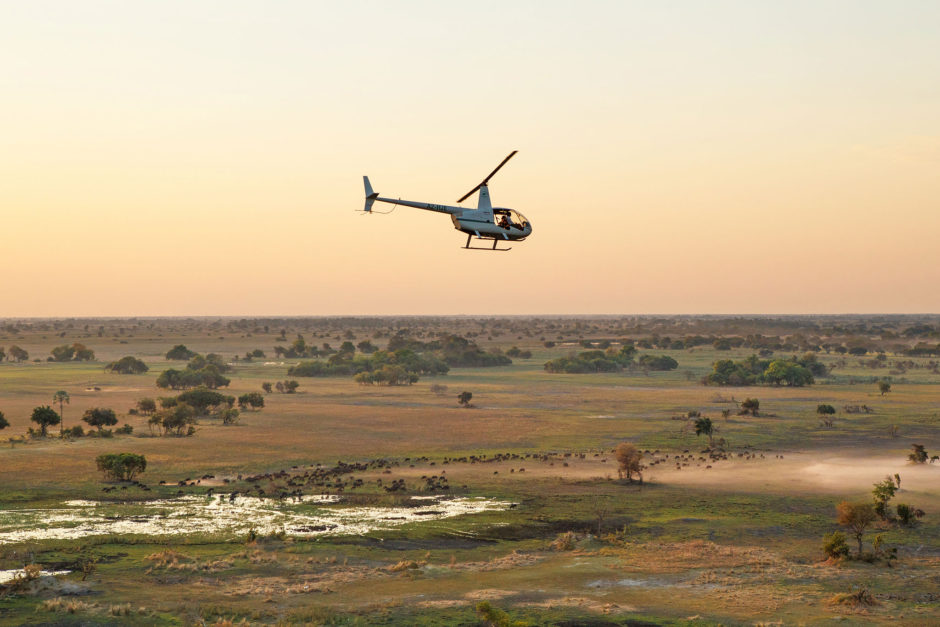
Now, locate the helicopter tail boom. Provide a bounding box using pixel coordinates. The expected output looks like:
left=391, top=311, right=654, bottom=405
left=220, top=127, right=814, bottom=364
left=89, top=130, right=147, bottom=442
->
left=363, top=176, right=378, bottom=212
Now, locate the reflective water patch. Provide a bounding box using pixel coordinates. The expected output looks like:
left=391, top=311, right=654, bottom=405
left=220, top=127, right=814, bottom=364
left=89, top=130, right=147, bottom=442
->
left=0, top=495, right=511, bottom=544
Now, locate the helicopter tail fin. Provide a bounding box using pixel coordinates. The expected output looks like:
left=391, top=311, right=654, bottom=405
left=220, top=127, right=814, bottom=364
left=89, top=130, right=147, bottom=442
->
left=363, top=176, right=378, bottom=212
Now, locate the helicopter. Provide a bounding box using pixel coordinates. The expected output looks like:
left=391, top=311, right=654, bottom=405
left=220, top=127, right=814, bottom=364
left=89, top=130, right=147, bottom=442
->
left=362, top=151, right=531, bottom=251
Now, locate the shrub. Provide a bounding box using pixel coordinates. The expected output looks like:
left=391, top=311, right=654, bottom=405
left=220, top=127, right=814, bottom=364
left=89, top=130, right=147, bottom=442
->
left=895, top=503, right=924, bottom=527
left=822, top=531, right=850, bottom=559
left=115, top=423, right=133, bottom=435
left=909, top=444, right=928, bottom=463
left=220, top=408, right=240, bottom=425
left=65, top=425, right=85, bottom=438
left=429, top=383, right=449, bottom=395
left=740, top=398, right=760, bottom=416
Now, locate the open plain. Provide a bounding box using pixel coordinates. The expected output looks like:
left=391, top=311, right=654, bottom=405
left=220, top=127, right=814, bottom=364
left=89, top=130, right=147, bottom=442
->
left=0, top=316, right=938, bottom=625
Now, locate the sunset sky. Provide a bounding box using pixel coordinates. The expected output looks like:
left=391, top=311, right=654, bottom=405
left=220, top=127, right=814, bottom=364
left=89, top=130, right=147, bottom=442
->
left=3, top=1, right=939, bottom=316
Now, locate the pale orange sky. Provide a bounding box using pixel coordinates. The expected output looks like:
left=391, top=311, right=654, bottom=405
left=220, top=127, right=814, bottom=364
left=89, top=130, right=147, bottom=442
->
left=2, top=1, right=939, bottom=316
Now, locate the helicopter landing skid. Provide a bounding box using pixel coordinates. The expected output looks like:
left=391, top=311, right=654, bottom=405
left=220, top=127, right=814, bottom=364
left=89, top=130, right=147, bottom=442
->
left=463, top=233, right=512, bottom=251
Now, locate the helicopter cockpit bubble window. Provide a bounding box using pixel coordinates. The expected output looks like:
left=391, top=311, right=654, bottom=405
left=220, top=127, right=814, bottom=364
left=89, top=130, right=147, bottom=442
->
left=494, top=208, right=529, bottom=230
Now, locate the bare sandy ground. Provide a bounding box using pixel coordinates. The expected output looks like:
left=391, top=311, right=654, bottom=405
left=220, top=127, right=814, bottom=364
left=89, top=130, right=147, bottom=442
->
left=364, top=450, right=940, bottom=502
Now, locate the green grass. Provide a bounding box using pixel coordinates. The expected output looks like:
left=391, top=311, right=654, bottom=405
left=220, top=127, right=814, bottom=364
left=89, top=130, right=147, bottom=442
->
left=2, top=323, right=940, bottom=624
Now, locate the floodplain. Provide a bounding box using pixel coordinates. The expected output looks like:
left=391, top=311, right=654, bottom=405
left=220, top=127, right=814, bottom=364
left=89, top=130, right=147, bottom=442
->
left=1, top=315, right=939, bottom=625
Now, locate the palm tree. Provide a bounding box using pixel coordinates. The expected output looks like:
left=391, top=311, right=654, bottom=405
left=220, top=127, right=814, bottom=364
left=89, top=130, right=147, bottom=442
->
left=53, top=390, right=70, bottom=435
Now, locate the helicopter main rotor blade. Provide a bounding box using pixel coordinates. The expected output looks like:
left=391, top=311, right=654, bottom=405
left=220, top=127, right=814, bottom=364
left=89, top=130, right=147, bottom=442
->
left=457, top=150, right=518, bottom=203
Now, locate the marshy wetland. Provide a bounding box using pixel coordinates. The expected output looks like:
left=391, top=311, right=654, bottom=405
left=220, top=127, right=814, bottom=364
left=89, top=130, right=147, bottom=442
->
left=1, top=315, right=939, bottom=625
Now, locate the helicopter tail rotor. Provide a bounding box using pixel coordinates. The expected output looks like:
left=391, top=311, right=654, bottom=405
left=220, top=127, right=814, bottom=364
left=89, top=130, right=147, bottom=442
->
left=457, top=151, right=517, bottom=204
left=363, top=176, right=379, bottom=212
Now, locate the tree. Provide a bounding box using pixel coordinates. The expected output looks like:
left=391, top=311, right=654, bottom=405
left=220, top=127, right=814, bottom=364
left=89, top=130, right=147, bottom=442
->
left=82, top=407, right=118, bottom=431
left=166, top=344, right=197, bottom=360
left=53, top=390, right=70, bottom=434
left=177, top=387, right=228, bottom=415
left=878, top=380, right=891, bottom=396
left=106, top=356, right=149, bottom=374
left=909, top=443, right=928, bottom=464
left=237, top=392, right=265, bottom=410
left=160, top=404, right=196, bottom=436
left=51, top=343, right=95, bottom=362
left=30, top=406, right=61, bottom=437
left=764, top=360, right=814, bottom=386
left=458, top=391, right=473, bottom=407
left=614, top=442, right=643, bottom=482
left=817, top=403, right=836, bottom=427
left=283, top=380, right=299, bottom=393
left=0, top=411, right=9, bottom=431
left=636, top=354, right=679, bottom=371
left=261, top=382, right=273, bottom=394
left=694, top=416, right=714, bottom=446
left=50, top=344, right=75, bottom=362
left=95, top=453, right=146, bottom=481
left=136, top=398, right=157, bottom=415
left=740, top=398, right=760, bottom=416
left=8, top=345, right=29, bottom=362
left=72, top=343, right=95, bottom=361
left=220, top=408, right=240, bottom=425
left=836, top=501, right=876, bottom=556
left=871, top=476, right=898, bottom=521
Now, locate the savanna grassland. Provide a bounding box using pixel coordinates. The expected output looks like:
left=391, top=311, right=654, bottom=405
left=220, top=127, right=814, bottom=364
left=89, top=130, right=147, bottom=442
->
left=1, top=316, right=939, bottom=626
